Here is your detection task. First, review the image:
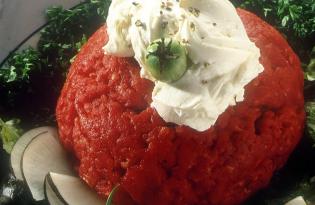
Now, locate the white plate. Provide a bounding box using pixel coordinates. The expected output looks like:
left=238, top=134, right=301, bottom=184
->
left=0, top=0, right=82, bottom=63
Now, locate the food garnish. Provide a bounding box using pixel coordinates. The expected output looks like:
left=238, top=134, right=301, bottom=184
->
left=21, top=128, right=73, bottom=200
left=304, top=46, right=315, bottom=81
left=306, top=102, right=315, bottom=144
left=285, top=196, right=307, bottom=205
left=234, top=0, right=315, bottom=38
left=0, top=0, right=107, bottom=126
left=10, top=127, right=57, bottom=180
left=45, top=172, right=104, bottom=205
left=145, top=38, right=187, bottom=83
left=0, top=118, right=22, bottom=154
left=106, top=184, right=120, bottom=205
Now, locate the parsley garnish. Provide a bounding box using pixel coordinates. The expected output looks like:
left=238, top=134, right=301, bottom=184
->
left=233, top=0, right=315, bottom=38
left=0, top=0, right=109, bottom=126
left=0, top=118, right=22, bottom=153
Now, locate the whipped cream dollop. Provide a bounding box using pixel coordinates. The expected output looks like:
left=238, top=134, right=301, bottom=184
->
left=104, top=0, right=264, bottom=131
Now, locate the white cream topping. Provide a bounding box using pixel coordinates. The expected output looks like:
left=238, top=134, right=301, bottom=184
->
left=104, top=0, right=264, bottom=131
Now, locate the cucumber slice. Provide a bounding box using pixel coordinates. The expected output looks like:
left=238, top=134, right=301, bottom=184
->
left=10, top=127, right=57, bottom=181
left=21, top=129, right=74, bottom=201
left=45, top=172, right=104, bottom=205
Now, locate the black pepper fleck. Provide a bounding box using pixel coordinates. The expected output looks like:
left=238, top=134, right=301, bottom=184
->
left=162, top=21, right=168, bottom=29
left=166, top=7, right=172, bottom=11
left=190, top=22, right=196, bottom=31
left=201, top=80, right=208, bottom=84
left=182, top=39, right=189, bottom=44
left=135, top=20, right=143, bottom=27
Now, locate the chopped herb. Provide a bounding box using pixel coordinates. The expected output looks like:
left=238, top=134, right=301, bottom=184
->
left=162, top=21, right=168, bottom=29
left=135, top=20, right=143, bottom=27
left=190, top=22, right=196, bottom=31
left=161, top=1, right=172, bottom=11
left=188, top=7, right=200, bottom=17
left=161, top=2, right=166, bottom=9
left=201, top=80, right=208, bottom=84
left=166, top=7, right=172, bottom=11
left=213, top=22, right=217, bottom=26
left=304, top=46, right=315, bottom=81
left=182, top=39, right=189, bottom=44
left=132, top=2, right=139, bottom=6
left=306, top=102, right=315, bottom=145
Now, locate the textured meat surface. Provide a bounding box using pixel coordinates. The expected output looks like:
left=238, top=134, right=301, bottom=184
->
left=56, top=9, right=305, bottom=205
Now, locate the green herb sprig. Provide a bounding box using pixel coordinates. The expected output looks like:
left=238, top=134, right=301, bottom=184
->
left=0, top=0, right=109, bottom=126
left=233, top=0, right=315, bottom=39
left=0, top=48, right=41, bottom=84
left=304, top=46, right=315, bottom=81
left=0, top=118, right=22, bottom=153
left=232, top=0, right=315, bottom=63
left=306, top=102, right=315, bottom=144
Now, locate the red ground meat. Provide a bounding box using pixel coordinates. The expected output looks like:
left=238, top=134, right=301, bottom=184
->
left=56, top=9, right=305, bottom=205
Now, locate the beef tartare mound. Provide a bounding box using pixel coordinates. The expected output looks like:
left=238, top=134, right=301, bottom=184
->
left=56, top=9, right=305, bottom=205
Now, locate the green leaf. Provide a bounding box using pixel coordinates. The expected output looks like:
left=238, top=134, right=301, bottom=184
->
left=306, top=102, right=315, bottom=144
left=304, top=46, right=315, bottom=81
left=0, top=118, right=23, bottom=153
left=106, top=184, right=120, bottom=205
left=75, top=34, right=88, bottom=51
left=263, top=8, right=272, bottom=17
left=7, top=66, right=18, bottom=83
left=0, top=0, right=111, bottom=127
left=233, top=0, right=315, bottom=38
left=0, top=48, right=41, bottom=84
left=281, top=16, right=289, bottom=27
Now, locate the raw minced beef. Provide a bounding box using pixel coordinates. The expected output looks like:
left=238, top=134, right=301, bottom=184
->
left=56, top=9, right=305, bottom=205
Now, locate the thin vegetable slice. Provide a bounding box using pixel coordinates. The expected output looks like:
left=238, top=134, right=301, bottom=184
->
left=21, top=130, right=73, bottom=201
left=45, top=172, right=104, bottom=205
left=11, top=127, right=56, bottom=180
left=44, top=175, right=64, bottom=205
left=285, top=196, right=307, bottom=205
